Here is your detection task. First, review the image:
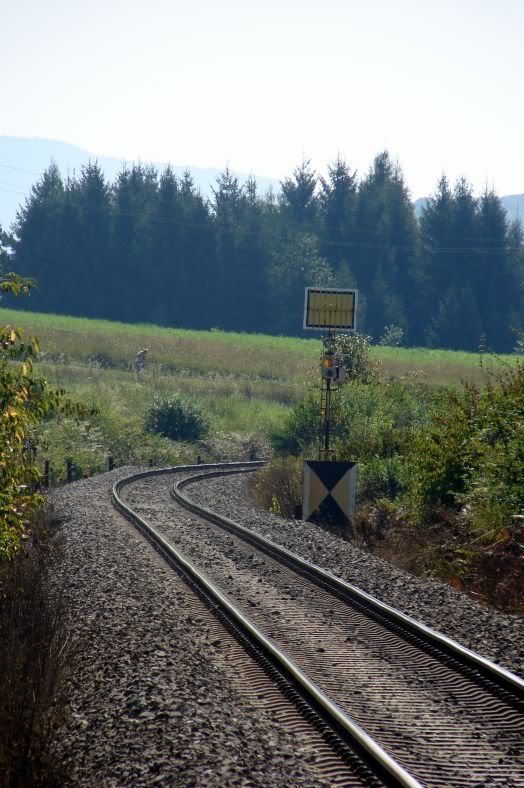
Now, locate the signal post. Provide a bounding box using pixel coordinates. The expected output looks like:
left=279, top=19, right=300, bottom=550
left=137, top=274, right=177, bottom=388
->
left=302, top=287, right=358, bottom=526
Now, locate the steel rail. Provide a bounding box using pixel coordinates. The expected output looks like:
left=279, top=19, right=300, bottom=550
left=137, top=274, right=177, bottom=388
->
left=172, top=465, right=524, bottom=703
left=112, top=463, right=421, bottom=788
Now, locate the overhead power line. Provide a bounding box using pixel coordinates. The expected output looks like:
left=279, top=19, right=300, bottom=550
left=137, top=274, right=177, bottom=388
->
left=0, top=177, right=520, bottom=256
left=0, top=162, right=40, bottom=176
left=0, top=167, right=518, bottom=248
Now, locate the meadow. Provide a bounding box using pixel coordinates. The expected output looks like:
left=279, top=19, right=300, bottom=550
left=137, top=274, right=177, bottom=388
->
left=0, top=306, right=515, bottom=383
left=0, top=305, right=517, bottom=484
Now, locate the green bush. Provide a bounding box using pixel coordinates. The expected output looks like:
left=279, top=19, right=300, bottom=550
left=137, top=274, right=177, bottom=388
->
left=270, top=394, right=318, bottom=456
left=407, top=363, right=524, bottom=533
left=335, top=380, right=431, bottom=461
left=0, top=274, right=60, bottom=558
left=407, top=386, right=478, bottom=515
left=271, top=379, right=432, bottom=466
left=335, top=332, right=381, bottom=383
left=466, top=364, right=524, bottom=525
left=145, top=393, right=209, bottom=443
left=357, top=456, right=407, bottom=502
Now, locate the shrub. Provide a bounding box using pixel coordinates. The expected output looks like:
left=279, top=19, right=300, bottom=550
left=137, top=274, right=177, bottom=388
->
left=407, top=363, right=524, bottom=533
left=357, top=456, right=407, bottom=502
left=335, top=332, right=381, bottom=383
left=145, top=393, right=209, bottom=443
left=271, top=379, right=431, bottom=466
left=466, top=363, right=524, bottom=525
left=378, top=324, right=404, bottom=347
left=0, top=508, right=70, bottom=784
left=0, top=274, right=61, bottom=558
left=270, top=393, right=318, bottom=456
left=406, top=385, right=478, bottom=516
left=335, top=379, right=432, bottom=461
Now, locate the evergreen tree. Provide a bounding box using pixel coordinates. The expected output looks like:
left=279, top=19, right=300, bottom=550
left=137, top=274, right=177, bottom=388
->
left=7, top=153, right=522, bottom=351
left=280, top=159, right=318, bottom=227
left=269, top=232, right=334, bottom=335
left=176, top=170, right=214, bottom=329
left=475, top=188, right=516, bottom=350
left=318, top=156, right=357, bottom=270
left=426, top=285, right=483, bottom=351
left=211, top=166, right=244, bottom=329
left=0, top=225, right=12, bottom=273
left=450, top=177, right=478, bottom=292
left=110, top=164, right=158, bottom=322
left=353, top=152, right=418, bottom=338
left=12, top=162, right=65, bottom=313
left=505, top=217, right=524, bottom=343
left=74, top=162, right=112, bottom=317
left=420, top=175, right=454, bottom=293
left=234, top=176, right=270, bottom=332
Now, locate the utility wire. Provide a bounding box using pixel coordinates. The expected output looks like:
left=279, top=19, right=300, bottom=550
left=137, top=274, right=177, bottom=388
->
left=0, top=180, right=520, bottom=255
left=0, top=159, right=520, bottom=245
left=0, top=184, right=515, bottom=257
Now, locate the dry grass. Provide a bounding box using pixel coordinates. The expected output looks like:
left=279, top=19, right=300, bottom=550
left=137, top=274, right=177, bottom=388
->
left=1, top=306, right=518, bottom=388
left=351, top=504, right=524, bottom=614
left=249, top=457, right=304, bottom=519
left=0, top=307, right=317, bottom=381
left=0, top=509, right=70, bottom=787
left=377, top=346, right=516, bottom=386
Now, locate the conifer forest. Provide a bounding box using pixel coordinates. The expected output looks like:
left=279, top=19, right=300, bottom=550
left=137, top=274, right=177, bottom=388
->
left=4, top=151, right=523, bottom=352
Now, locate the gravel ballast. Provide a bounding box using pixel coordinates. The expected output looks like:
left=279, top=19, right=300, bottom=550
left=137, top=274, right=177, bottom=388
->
left=188, top=471, right=524, bottom=676
left=51, top=468, right=335, bottom=787
left=49, top=464, right=523, bottom=785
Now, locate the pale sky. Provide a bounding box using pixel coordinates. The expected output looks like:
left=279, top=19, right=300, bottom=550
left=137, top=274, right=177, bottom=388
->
left=1, top=0, right=523, bottom=197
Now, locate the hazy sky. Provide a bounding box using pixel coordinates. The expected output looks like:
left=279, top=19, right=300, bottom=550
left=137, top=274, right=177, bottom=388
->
left=1, top=0, right=523, bottom=197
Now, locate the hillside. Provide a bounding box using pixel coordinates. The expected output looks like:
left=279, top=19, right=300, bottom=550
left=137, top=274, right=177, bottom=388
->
left=0, top=306, right=514, bottom=386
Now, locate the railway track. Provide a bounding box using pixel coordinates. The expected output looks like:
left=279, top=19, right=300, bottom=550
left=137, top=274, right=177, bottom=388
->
left=114, top=462, right=524, bottom=787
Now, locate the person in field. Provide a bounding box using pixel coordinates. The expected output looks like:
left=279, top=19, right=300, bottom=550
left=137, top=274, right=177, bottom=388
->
left=133, top=348, right=149, bottom=376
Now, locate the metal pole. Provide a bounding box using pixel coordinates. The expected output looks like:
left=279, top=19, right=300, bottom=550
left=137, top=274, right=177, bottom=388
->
left=324, top=377, right=331, bottom=460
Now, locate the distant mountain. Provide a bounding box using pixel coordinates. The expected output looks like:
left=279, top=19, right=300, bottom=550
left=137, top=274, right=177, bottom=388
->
left=0, top=136, right=280, bottom=231
left=414, top=194, right=523, bottom=227
left=499, top=194, right=524, bottom=226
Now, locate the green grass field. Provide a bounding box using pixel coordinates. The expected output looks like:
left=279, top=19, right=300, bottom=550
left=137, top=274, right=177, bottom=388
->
left=0, top=306, right=517, bottom=482
left=0, top=306, right=516, bottom=385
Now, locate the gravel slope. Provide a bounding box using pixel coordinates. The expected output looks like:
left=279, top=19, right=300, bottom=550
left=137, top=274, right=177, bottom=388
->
left=188, top=471, right=524, bottom=676
left=51, top=468, right=334, bottom=787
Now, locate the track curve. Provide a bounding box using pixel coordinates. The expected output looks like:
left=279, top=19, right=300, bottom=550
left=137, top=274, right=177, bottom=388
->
left=114, top=462, right=524, bottom=787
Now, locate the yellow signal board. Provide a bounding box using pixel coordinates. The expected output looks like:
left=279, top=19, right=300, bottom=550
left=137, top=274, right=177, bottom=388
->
left=303, top=288, right=357, bottom=330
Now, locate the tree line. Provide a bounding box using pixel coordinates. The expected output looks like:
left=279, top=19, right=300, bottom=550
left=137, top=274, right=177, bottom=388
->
left=3, top=152, right=523, bottom=351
